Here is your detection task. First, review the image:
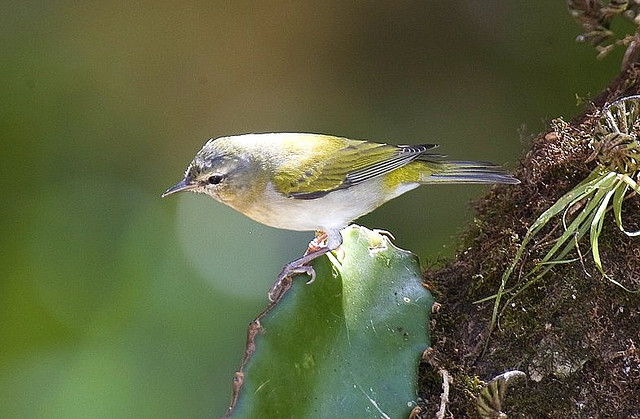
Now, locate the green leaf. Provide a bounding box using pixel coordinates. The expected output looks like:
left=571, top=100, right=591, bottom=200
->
left=612, top=180, right=628, bottom=232
left=615, top=174, right=640, bottom=236
left=227, top=225, right=432, bottom=418
left=481, top=171, right=609, bottom=310
left=590, top=188, right=616, bottom=274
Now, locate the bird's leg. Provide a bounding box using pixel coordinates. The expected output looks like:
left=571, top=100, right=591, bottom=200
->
left=305, top=231, right=328, bottom=254
left=267, top=229, right=343, bottom=303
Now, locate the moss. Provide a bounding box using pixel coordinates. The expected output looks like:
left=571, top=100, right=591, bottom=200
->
left=420, top=64, right=640, bottom=416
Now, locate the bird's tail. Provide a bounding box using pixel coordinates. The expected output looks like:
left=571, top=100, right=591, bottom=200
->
left=420, top=160, right=520, bottom=185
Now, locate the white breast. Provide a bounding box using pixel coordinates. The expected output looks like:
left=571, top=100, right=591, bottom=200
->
left=241, top=178, right=420, bottom=232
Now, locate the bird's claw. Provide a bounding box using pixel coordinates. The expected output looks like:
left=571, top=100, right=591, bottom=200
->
left=268, top=264, right=317, bottom=302
left=302, top=266, right=316, bottom=284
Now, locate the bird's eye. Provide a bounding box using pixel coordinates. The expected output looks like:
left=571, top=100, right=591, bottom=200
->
left=207, top=175, right=223, bottom=185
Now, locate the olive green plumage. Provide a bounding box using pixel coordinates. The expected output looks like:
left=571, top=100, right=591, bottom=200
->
left=163, top=132, right=519, bottom=300
left=164, top=131, right=518, bottom=238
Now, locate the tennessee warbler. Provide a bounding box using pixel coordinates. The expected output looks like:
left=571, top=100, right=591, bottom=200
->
left=163, top=132, right=519, bottom=301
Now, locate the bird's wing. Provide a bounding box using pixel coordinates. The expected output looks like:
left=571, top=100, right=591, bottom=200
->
left=274, top=139, right=438, bottom=199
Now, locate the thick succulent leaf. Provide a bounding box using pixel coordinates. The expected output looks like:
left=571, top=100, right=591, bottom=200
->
left=227, top=225, right=432, bottom=418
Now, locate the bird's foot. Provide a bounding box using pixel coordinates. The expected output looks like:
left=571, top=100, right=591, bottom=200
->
left=267, top=234, right=337, bottom=302
left=268, top=263, right=316, bottom=302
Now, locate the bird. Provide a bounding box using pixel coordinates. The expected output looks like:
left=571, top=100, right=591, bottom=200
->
left=162, top=132, right=519, bottom=301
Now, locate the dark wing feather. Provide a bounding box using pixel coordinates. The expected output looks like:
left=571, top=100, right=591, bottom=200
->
left=290, top=143, right=438, bottom=199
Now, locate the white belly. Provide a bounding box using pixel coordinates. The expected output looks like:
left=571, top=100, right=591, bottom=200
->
left=242, top=178, right=420, bottom=232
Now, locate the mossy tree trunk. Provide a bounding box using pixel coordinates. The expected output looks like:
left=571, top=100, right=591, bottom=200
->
left=419, top=63, right=640, bottom=416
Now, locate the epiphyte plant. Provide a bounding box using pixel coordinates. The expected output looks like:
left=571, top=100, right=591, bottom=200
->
left=482, top=95, right=640, bottom=330
left=569, top=0, right=640, bottom=65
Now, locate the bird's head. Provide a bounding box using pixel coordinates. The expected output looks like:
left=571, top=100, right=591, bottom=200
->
left=162, top=138, right=254, bottom=204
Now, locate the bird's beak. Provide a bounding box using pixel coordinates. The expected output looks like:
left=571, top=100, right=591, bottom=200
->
left=162, top=178, right=195, bottom=197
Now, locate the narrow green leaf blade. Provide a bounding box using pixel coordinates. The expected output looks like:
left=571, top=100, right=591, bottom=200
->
left=590, top=188, right=615, bottom=274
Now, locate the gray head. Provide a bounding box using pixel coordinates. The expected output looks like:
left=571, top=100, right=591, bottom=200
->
left=161, top=138, right=250, bottom=201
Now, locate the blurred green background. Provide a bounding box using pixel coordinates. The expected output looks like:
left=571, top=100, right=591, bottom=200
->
left=0, top=1, right=619, bottom=418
